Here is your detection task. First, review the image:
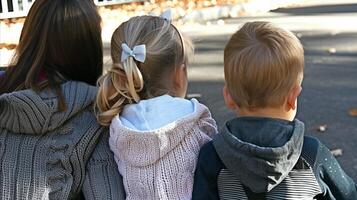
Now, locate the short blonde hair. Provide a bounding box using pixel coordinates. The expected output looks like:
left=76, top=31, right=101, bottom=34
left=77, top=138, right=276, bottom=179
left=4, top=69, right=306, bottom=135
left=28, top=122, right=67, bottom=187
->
left=95, top=16, right=193, bottom=126
left=224, top=21, right=304, bottom=109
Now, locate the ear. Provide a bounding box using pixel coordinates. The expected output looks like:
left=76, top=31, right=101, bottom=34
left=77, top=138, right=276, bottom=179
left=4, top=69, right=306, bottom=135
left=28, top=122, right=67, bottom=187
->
left=173, top=63, right=187, bottom=85
left=172, top=64, right=188, bottom=96
left=223, top=85, right=238, bottom=110
left=286, top=85, right=302, bottom=110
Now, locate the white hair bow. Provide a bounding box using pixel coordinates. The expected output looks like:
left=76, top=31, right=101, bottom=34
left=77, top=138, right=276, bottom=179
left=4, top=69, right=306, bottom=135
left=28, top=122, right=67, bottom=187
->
left=160, top=9, right=172, bottom=21
left=149, top=9, right=172, bottom=21
left=121, top=43, right=146, bottom=63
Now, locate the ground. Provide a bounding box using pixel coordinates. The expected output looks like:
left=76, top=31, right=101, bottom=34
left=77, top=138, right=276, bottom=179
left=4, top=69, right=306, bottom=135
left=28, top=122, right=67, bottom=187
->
left=184, top=3, right=357, bottom=182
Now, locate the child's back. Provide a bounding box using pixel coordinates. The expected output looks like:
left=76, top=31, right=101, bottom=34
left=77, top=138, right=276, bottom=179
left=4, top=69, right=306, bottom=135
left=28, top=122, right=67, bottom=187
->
left=110, top=96, right=216, bottom=200
left=192, top=21, right=357, bottom=200
left=95, top=16, right=217, bottom=200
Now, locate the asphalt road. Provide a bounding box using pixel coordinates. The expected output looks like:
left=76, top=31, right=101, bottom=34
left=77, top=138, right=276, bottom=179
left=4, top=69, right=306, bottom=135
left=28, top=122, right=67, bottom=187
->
left=187, top=4, right=357, bottom=182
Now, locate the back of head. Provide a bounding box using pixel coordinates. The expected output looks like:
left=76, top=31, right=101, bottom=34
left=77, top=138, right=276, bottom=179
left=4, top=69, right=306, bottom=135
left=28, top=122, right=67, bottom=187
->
left=224, top=21, right=304, bottom=109
left=0, top=0, right=103, bottom=98
left=96, top=16, right=193, bottom=126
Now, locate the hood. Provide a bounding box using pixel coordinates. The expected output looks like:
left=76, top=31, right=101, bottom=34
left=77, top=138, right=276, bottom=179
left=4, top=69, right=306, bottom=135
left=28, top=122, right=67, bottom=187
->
left=120, top=95, right=194, bottom=131
left=109, top=98, right=217, bottom=167
left=213, top=117, right=304, bottom=193
left=0, top=81, right=97, bottom=134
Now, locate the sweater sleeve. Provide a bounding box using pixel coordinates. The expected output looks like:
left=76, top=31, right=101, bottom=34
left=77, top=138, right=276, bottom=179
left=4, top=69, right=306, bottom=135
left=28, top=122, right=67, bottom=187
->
left=82, top=131, right=125, bottom=200
left=317, top=142, right=357, bottom=200
left=192, top=141, right=223, bottom=200
left=303, top=136, right=357, bottom=200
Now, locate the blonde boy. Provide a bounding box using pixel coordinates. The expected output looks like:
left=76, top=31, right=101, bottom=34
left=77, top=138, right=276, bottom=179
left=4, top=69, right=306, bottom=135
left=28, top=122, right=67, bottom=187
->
left=192, top=21, right=357, bottom=200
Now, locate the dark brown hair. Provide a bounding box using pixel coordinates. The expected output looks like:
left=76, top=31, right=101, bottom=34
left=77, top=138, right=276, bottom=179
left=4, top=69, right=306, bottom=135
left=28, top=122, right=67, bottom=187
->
left=0, top=0, right=103, bottom=109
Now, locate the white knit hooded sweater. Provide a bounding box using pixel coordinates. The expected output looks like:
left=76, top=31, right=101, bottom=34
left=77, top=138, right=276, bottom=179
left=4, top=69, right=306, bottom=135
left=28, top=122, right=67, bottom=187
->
left=109, top=97, right=217, bottom=200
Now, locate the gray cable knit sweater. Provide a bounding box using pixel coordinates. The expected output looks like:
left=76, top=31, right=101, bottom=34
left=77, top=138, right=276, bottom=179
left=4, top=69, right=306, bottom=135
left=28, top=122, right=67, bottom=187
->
left=0, top=81, right=125, bottom=200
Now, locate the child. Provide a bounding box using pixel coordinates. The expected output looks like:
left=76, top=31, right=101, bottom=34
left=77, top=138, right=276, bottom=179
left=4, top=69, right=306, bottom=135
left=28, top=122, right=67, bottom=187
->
left=95, top=16, right=217, bottom=200
left=192, top=21, right=357, bottom=200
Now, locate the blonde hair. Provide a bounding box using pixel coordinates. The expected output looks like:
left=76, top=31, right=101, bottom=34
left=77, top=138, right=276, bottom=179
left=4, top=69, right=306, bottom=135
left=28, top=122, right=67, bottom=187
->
left=96, top=16, right=193, bottom=126
left=224, top=21, right=304, bottom=109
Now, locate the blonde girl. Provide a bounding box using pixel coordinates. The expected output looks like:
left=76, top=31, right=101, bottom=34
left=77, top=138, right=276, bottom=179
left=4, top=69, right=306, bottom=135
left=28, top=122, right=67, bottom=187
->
left=95, top=15, right=217, bottom=200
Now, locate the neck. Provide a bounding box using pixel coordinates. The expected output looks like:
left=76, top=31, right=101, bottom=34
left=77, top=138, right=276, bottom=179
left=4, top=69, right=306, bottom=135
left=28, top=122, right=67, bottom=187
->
left=237, top=107, right=295, bottom=122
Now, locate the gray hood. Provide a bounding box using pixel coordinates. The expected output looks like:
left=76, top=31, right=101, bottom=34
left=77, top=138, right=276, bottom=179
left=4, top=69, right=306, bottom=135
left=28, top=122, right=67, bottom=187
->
left=213, top=117, right=304, bottom=193
left=0, top=81, right=97, bottom=134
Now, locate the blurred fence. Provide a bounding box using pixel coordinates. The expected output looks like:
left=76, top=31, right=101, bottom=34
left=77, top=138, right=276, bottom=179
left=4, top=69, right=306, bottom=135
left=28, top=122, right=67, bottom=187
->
left=0, top=0, right=144, bottom=19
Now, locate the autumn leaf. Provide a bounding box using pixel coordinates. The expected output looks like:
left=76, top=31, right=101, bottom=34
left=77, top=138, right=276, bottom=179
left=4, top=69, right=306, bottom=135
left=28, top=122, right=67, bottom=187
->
left=331, top=148, right=343, bottom=157
left=316, top=124, right=327, bottom=132
left=0, top=43, right=17, bottom=50
left=348, top=108, right=357, bottom=117
left=328, top=48, right=336, bottom=54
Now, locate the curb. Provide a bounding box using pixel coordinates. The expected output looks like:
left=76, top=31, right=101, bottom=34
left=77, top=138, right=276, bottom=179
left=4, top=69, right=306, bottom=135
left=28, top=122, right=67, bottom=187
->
left=181, top=0, right=307, bottom=23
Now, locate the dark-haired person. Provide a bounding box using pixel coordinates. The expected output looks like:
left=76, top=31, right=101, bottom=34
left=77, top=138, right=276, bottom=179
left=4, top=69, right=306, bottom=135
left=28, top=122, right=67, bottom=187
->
left=0, top=0, right=125, bottom=199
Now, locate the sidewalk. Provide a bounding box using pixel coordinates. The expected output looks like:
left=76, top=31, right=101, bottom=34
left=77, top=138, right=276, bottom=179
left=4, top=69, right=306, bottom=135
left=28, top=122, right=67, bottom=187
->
left=102, top=0, right=308, bottom=43
left=181, top=0, right=357, bottom=37
left=181, top=13, right=357, bottom=37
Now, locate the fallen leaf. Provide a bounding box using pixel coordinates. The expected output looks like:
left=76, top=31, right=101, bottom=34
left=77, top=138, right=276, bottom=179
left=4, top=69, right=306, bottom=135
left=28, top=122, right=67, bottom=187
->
left=316, top=124, right=327, bottom=132
left=348, top=108, right=357, bottom=117
left=331, top=148, right=343, bottom=157
left=0, top=43, right=17, bottom=50
left=328, top=48, right=336, bottom=54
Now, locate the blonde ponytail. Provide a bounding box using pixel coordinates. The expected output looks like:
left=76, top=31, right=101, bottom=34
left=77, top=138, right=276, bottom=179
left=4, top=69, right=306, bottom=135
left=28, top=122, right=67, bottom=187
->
left=122, top=57, right=144, bottom=102
left=95, top=15, right=193, bottom=126
left=96, top=58, right=144, bottom=126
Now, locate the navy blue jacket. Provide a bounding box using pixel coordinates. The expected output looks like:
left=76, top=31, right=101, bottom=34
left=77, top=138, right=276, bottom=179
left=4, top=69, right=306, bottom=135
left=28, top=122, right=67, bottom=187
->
left=192, top=118, right=357, bottom=200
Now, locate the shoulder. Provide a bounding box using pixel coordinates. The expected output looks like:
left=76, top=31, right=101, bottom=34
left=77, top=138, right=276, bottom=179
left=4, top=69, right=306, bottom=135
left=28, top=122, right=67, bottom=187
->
left=192, top=100, right=218, bottom=137
left=68, top=107, right=108, bottom=157
left=301, top=136, right=336, bottom=171
left=191, top=98, right=213, bottom=120
left=87, top=129, right=116, bottom=164
left=302, top=137, right=357, bottom=199
left=301, top=136, right=321, bottom=167
left=197, top=141, right=225, bottom=170
left=301, top=136, right=336, bottom=169
left=199, top=141, right=218, bottom=159
left=302, top=136, right=348, bottom=174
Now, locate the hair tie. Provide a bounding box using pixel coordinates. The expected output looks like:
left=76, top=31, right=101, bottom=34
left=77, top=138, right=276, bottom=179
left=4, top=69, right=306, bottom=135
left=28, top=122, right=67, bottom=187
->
left=121, top=43, right=146, bottom=63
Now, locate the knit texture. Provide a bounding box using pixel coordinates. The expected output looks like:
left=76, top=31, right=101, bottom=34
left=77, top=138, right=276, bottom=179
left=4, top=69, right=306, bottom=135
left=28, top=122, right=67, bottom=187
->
left=0, top=81, right=125, bottom=200
left=109, top=99, right=217, bottom=200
